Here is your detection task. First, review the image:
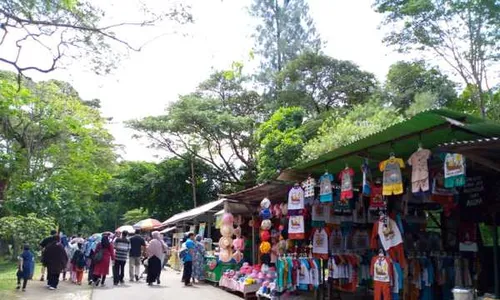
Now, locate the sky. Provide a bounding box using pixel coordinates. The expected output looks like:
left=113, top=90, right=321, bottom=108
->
left=2, top=0, right=409, bottom=161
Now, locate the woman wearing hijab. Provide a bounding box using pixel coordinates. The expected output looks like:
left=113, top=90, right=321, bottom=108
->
left=92, top=235, right=115, bottom=287
left=146, top=231, right=167, bottom=286
left=192, top=235, right=206, bottom=283
left=42, top=236, right=68, bottom=290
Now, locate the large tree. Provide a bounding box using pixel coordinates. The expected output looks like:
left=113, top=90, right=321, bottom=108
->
left=374, top=0, right=500, bottom=118
left=249, top=0, right=322, bottom=90
left=385, top=61, right=457, bottom=112
left=277, top=52, right=378, bottom=114
left=0, top=72, right=116, bottom=233
left=0, top=0, right=192, bottom=81
left=128, top=71, right=264, bottom=188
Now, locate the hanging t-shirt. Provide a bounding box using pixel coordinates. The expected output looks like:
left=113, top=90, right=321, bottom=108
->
left=312, top=228, right=329, bottom=259
left=370, top=216, right=404, bottom=251
left=288, top=186, right=305, bottom=210
left=329, top=227, right=343, bottom=252
left=310, top=260, right=320, bottom=288
left=319, top=173, right=334, bottom=202
left=379, top=157, right=405, bottom=195
left=361, top=161, right=371, bottom=196
left=353, top=195, right=367, bottom=224
left=311, top=200, right=326, bottom=227
left=298, top=260, right=311, bottom=290
left=370, top=256, right=393, bottom=283
left=339, top=168, right=355, bottom=200
left=369, top=184, right=385, bottom=210
left=302, top=177, right=316, bottom=200
left=443, top=153, right=466, bottom=188
left=408, top=149, right=432, bottom=193
left=288, top=215, right=305, bottom=240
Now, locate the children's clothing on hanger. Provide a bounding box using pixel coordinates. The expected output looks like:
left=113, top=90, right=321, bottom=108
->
left=288, top=185, right=305, bottom=210
left=408, top=148, right=432, bottom=193
left=338, top=167, right=355, bottom=200
left=443, top=153, right=466, bottom=188
left=371, top=215, right=406, bottom=268
left=361, top=161, right=371, bottom=196
left=288, top=215, right=305, bottom=239
left=379, top=157, right=405, bottom=195
left=311, top=227, right=329, bottom=259
left=311, top=200, right=326, bottom=227
left=371, top=255, right=393, bottom=300
left=319, top=173, right=334, bottom=202
left=302, top=177, right=316, bottom=205
left=369, top=183, right=386, bottom=211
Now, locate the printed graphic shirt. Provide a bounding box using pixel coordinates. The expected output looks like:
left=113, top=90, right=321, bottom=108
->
left=379, top=158, right=405, bottom=195
left=288, top=215, right=305, bottom=240
left=370, top=216, right=403, bottom=251
left=370, top=256, right=394, bottom=283
left=444, top=153, right=466, bottom=178
left=338, top=168, right=355, bottom=199
left=288, top=186, right=305, bottom=210
left=312, top=228, right=330, bottom=259
left=302, top=177, right=316, bottom=198
left=319, top=173, right=335, bottom=202
left=408, top=149, right=432, bottom=183
left=369, top=184, right=385, bottom=210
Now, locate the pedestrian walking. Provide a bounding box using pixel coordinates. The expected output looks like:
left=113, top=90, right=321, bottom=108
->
left=42, top=236, right=68, bottom=290
left=92, top=235, right=115, bottom=287
left=128, top=232, right=146, bottom=282
left=113, top=231, right=131, bottom=285
left=192, top=234, right=206, bottom=284
left=16, top=244, right=34, bottom=292
left=39, top=229, right=57, bottom=281
left=146, top=231, right=167, bottom=286
left=71, top=243, right=86, bottom=285
left=180, top=232, right=195, bottom=287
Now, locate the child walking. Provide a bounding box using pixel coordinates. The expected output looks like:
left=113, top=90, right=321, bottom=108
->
left=71, top=243, right=86, bottom=285
left=16, top=245, right=34, bottom=292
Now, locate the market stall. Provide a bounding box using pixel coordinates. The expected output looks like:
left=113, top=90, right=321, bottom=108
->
left=271, top=109, right=500, bottom=300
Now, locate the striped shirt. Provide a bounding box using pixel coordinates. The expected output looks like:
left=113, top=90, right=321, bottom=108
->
left=114, top=238, right=131, bottom=261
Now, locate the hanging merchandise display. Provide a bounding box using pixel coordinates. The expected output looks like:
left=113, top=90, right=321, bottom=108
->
left=311, top=200, right=327, bottom=227
left=361, top=159, right=372, bottom=196
left=319, top=172, right=335, bottom=202
left=219, top=212, right=235, bottom=263
left=369, top=179, right=386, bottom=211
left=407, top=147, right=432, bottom=194
left=288, top=184, right=305, bottom=211
left=370, top=214, right=406, bottom=268
left=379, top=155, right=405, bottom=196
left=371, top=253, right=393, bottom=300
left=339, top=166, right=355, bottom=200
left=302, top=175, right=316, bottom=205
left=443, top=153, right=466, bottom=188
left=288, top=215, right=305, bottom=240
left=458, top=222, right=478, bottom=252
left=311, top=227, right=329, bottom=259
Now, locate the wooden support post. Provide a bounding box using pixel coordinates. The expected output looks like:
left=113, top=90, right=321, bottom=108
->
left=493, top=213, right=499, bottom=299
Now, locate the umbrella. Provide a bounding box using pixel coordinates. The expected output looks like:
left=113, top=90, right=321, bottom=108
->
left=101, top=231, right=113, bottom=236
left=116, top=225, right=135, bottom=234
left=133, top=218, right=162, bottom=231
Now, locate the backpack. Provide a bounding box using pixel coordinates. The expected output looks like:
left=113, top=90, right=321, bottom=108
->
left=76, top=252, right=86, bottom=268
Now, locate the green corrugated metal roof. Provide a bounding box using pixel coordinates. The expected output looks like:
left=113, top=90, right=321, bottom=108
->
left=292, top=109, right=500, bottom=176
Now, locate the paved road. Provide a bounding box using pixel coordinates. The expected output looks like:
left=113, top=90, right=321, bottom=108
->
left=3, top=268, right=241, bottom=300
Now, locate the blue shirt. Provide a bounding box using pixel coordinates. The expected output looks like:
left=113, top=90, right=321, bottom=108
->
left=184, top=239, right=195, bottom=262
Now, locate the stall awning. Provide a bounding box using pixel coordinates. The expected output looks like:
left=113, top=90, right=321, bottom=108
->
left=220, top=181, right=293, bottom=203
left=278, top=109, right=500, bottom=180
left=160, top=226, right=176, bottom=234
left=162, top=199, right=225, bottom=226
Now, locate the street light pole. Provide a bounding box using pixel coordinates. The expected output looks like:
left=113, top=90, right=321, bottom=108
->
left=191, top=158, right=197, bottom=208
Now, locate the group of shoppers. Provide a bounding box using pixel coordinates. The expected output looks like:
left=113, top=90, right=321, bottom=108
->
left=180, top=232, right=206, bottom=286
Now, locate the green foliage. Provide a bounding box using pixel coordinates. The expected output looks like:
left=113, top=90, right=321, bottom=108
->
left=100, top=158, right=220, bottom=226
left=406, top=92, right=440, bottom=117
left=385, top=61, right=457, bottom=112
left=303, top=99, right=404, bottom=160
left=128, top=71, right=263, bottom=187
left=0, top=214, right=55, bottom=257
left=278, top=52, right=377, bottom=114
left=256, top=107, right=312, bottom=181
left=374, top=0, right=500, bottom=117
left=448, top=85, right=500, bottom=121
left=0, top=72, right=116, bottom=234
left=249, top=0, right=322, bottom=87
left=121, top=208, right=150, bottom=226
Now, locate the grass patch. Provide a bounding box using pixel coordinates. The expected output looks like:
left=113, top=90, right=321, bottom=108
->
left=0, top=258, right=41, bottom=291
